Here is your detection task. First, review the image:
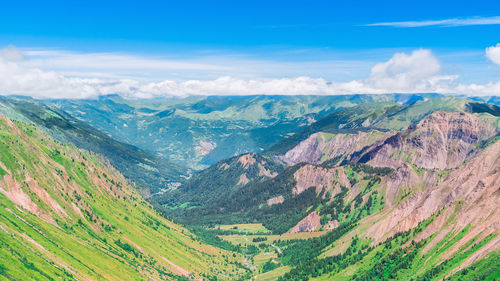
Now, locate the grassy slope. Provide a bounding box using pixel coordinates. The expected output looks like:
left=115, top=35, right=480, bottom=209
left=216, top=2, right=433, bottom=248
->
left=0, top=96, right=187, bottom=196
left=0, top=116, right=247, bottom=280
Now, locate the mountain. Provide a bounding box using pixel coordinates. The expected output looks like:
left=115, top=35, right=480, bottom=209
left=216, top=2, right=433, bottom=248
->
left=0, top=115, right=248, bottom=280
left=49, top=94, right=442, bottom=170
left=160, top=97, right=500, bottom=280
left=268, top=96, right=486, bottom=155
left=158, top=97, right=482, bottom=229
left=158, top=153, right=285, bottom=212
left=467, top=95, right=500, bottom=106
left=0, top=96, right=187, bottom=197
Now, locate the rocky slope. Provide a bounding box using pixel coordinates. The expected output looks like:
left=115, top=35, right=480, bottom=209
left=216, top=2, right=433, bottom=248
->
left=357, top=111, right=496, bottom=170
left=281, top=108, right=499, bottom=280
left=279, top=109, right=499, bottom=235
left=0, top=115, right=247, bottom=280
left=278, top=130, right=390, bottom=166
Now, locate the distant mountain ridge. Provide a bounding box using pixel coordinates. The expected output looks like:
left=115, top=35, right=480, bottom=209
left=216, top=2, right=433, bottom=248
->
left=48, top=94, right=444, bottom=170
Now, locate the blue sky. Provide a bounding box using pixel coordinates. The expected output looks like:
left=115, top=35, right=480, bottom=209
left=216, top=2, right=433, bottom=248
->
left=2, top=0, right=499, bottom=50
left=0, top=0, right=500, bottom=98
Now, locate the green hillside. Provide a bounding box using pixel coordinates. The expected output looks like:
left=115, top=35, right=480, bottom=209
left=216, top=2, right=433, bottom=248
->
left=0, top=96, right=187, bottom=196
left=158, top=153, right=285, bottom=212
left=0, top=115, right=247, bottom=280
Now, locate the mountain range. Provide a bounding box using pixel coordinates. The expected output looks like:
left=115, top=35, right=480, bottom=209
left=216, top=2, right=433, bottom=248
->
left=0, top=94, right=498, bottom=280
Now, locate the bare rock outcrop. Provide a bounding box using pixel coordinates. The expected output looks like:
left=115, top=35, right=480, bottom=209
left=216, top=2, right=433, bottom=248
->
left=0, top=174, right=56, bottom=226
left=258, top=163, right=278, bottom=178
left=293, top=165, right=348, bottom=196
left=291, top=211, right=321, bottom=233
left=267, top=195, right=284, bottom=206
left=237, top=173, right=250, bottom=185
left=279, top=134, right=323, bottom=165
left=325, top=219, right=340, bottom=230
left=238, top=154, right=257, bottom=168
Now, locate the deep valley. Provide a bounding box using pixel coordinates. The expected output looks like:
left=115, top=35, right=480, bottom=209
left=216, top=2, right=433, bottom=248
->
left=0, top=95, right=499, bottom=280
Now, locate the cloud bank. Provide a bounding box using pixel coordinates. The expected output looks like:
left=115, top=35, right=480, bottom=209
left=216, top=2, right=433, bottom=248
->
left=0, top=46, right=499, bottom=99
left=367, top=16, right=500, bottom=27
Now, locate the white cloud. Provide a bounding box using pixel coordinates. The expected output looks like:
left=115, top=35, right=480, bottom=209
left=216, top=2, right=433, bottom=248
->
left=132, top=76, right=334, bottom=98
left=367, top=16, right=500, bottom=28
left=364, top=49, right=441, bottom=91
left=486, top=44, right=500, bottom=65
left=0, top=45, right=25, bottom=61
left=20, top=48, right=374, bottom=81
left=0, top=46, right=499, bottom=98
left=0, top=49, right=140, bottom=99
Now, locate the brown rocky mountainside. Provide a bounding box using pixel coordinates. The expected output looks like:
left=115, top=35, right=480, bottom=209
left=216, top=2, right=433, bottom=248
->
left=278, top=130, right=390, bottom=166
left=274, top=111, right=499, bottom=239
left=357, top=111, right=496, bottom=169
left=361, top=137, right=500, bottom=271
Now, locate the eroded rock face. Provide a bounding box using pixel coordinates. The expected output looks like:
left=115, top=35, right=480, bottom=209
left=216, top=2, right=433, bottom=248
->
left=280, top=131, right=389, bottom=165
left=0, top=174, right=56, bottom=226
left=412, top=112, right=495, bottom=169
left=282, top=111, right=499, bottom=260
left=361, top=112, right=496, bottom=170
left=293, top=165, right=348, bottom=196
left=258, top=163, right=278, bottom=178
left=279, top=134, right=323, bottom=165
left=381, top=163, right=422, bottom=207
left=356, top=112, right=500, bottom=267
left=238, top=154, right=257, bottom=167
left=237, top=174, right=250, bottom=185
left=337, top=111, right=500, bottom=269
left=291, top=211, right=321, bottom=233
left=235, top=154, right=279, bottom=187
